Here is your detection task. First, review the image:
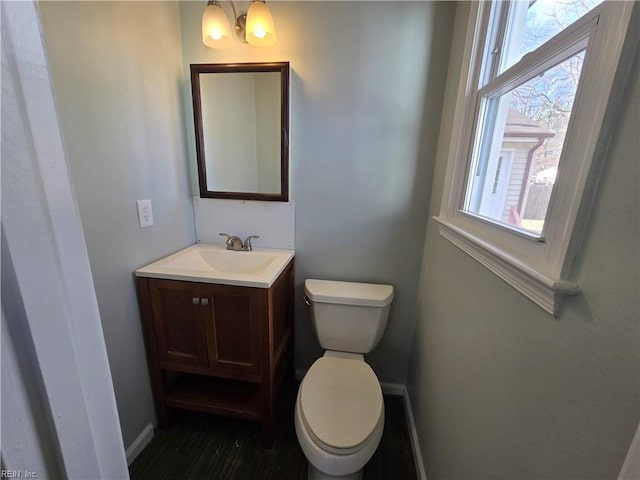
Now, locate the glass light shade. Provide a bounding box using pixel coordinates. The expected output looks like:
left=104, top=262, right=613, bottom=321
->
left=202, top=2, right=233, bottom=48
left=245, top=1, right=277, bottom=47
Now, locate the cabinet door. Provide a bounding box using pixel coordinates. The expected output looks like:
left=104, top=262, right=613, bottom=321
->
left=148, top=279, right=209, bottom=369
left=203, top=284, right=262, bottom=380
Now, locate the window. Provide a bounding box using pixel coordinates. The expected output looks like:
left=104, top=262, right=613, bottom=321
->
left=435, top=1, right=636, bottom=314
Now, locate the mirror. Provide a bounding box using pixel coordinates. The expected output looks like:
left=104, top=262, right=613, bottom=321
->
left=190, top=62, right=289, bottom=201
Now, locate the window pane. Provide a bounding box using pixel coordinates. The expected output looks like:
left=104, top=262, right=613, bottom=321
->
left=465, top=51, right=586, bottom=236
left=500, top=0, right=603, bottom=73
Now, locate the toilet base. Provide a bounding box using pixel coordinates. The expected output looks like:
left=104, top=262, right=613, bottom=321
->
left=308, top=464, right=362, bottom=480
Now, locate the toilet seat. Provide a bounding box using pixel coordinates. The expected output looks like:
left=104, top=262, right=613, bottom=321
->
left=299, top=355, right=383, bottom=455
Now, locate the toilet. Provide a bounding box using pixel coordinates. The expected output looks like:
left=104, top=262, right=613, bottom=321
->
left=295, top=279, right=394, bottom=480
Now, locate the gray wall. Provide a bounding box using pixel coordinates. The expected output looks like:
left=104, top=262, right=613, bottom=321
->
left=407, top=3, right=640, bottom=478
left=200, top=73, right=258, bottom=192
left=39, top=2, right=196, bottom=448
left=255, top=73, right=282, bottom=194
left=179, top=1, right=456, bottom=384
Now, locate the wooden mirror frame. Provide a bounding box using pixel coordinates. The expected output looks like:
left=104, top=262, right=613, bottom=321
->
left=190, top=62, right=290, bottom=202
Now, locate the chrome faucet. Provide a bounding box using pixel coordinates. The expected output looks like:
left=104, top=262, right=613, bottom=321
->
left=219, top=233, right=260, bottom=252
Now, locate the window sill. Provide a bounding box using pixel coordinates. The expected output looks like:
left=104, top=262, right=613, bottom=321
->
left=434, top=216, right=579, bottom=315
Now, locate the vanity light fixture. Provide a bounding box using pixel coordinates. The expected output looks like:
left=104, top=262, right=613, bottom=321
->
left=201, top=0, right=277, bottom=49
left=244, top=0, right=277, bottom=46
left=202, top=0, right=234, bottom=48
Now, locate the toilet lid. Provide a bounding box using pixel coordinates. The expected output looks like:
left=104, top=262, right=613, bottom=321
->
left=300, top=356, right=383, bottom=452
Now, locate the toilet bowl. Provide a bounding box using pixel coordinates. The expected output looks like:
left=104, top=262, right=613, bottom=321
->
left=295, top=352, right=384, bottom=480
left=296, top=280, right=394, bottom=480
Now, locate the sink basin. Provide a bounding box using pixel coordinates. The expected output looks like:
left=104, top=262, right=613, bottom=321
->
left=135, top=244, right=294, bottom=288
left=163, top=248, right=276, bottom=274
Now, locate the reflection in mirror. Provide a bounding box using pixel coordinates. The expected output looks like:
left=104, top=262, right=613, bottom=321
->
left=200, top=72, right=280, bottom=194
left=191, top=63, right=289, bottom=202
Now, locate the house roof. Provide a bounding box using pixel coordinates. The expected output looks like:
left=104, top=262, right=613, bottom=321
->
left=504, top=108, right=555, bottom=137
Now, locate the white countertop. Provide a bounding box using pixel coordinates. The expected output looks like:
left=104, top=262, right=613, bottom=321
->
left=135, top=243, right=294, bottom=288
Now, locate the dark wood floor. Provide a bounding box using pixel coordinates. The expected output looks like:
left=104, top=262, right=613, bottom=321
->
left=129, top=378, right=418, bottom=480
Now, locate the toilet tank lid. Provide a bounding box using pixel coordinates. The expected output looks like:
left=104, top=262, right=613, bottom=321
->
left=305, top=279, right=394, bottom=307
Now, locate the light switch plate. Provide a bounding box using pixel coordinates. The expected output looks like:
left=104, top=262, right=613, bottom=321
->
left=137, top=199, right=154, bottom=228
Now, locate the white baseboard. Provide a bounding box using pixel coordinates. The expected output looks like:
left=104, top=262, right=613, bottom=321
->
left=402, top=388, right=427, bottom=480
left=380, top=381, right=404, bottom=396
left=125, top=423, right=155, bottom=465
left=619, top=422, right=640, bottom=479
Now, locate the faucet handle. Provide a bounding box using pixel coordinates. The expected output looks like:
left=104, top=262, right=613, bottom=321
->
left=219, top=232, right=237, bottom=248
left=243, top=235, right=260, bottom=251
left=219, top=233, right=244, bottom=250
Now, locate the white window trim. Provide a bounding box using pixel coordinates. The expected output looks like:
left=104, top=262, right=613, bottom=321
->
left=435, top=1, right=637, bottom=315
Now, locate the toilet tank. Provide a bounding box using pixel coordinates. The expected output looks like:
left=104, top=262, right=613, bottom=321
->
left=304, top=279, right=394, bottom=354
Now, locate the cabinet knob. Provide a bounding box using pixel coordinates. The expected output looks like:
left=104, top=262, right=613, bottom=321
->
left=192, top=297, right=200, bottom=305
left=201, top=298, right=209, bottom=306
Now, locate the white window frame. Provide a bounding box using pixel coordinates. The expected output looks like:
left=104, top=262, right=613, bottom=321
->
left=435, top=1, right=637, bottom=315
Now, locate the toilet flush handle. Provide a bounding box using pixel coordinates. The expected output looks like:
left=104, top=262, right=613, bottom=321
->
left=304, top=295, right=312, bottom=307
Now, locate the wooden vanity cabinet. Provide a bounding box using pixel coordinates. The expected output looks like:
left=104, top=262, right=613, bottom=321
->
left=135, top=259, right=294, bottom=447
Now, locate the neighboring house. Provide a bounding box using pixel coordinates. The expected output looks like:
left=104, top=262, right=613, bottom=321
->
left=497, top=108, right=555, bottom=224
